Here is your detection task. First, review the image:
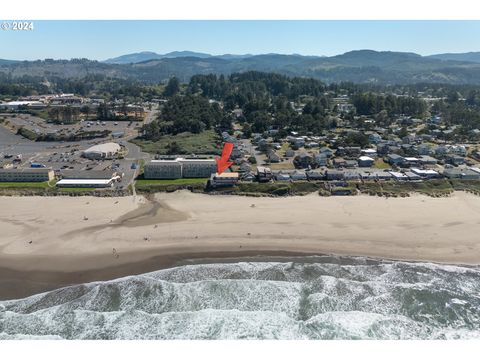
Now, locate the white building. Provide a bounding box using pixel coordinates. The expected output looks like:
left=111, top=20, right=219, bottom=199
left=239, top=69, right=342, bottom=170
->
left=83, top=143, right=121, bottom=160
left=56, top=179, right=116, bottom=188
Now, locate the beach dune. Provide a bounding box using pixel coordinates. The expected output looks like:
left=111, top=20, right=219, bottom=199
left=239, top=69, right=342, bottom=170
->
left=1, top=191, right=480, bottom=299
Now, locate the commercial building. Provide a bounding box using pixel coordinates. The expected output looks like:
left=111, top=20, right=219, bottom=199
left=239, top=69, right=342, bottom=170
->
left=144, top=158, right=217, bottom=179
left=56, top=179, right=116, bottom=188
left=180, top=159, right=217, bottom=178
left=56, top=170, right=121, bottom=188
left=60, top=170, right=120, bottom=180
left=144, top=160, right=182, bottom=179
left=82, top=142, right=121, bottom=160
left=0, top=168, right=54, bottom=182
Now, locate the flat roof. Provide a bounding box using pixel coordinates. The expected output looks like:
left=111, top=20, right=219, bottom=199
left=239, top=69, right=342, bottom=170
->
left=358, top=156, right=374, bottom=161
left=389, top=171, right=408, bottom=178
left=61, top=170, right=116, bottom=179
left=150, top=158, right=215, bottom=164
left=214, top=172, right=239, bottom=178
left=411, top=168, right=439, bottom=175
left=84, top=142, right=121, bottom=154
left=57, top=179, right=112, bottom=185
left=0, top=168, right=52, bottom=173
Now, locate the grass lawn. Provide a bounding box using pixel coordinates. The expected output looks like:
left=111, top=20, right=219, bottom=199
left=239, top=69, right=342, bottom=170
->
left=57, top=187, right=99, bottom=193
left=269, top=162, right=295, bottom=170
left=136, top=178, right=208, bottom=186
left=0, top=181, right=51, bottom=188
left=132, top=130, right=222, bottom=155
left=280, top=142, right=291, bottom=154
left=374, top=158, right=391, bottom=169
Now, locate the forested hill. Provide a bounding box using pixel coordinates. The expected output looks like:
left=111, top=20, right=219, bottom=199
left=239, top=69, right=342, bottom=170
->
left=2, top=50, right=480, bottom=85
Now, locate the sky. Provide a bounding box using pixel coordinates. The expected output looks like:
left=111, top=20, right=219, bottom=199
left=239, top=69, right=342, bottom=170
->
left=1, top=20, right=480, bottom=61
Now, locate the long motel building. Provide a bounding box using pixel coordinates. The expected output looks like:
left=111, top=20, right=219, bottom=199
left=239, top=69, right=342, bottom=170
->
left=144, top=158, right=217, bottom=179
left=0, top=168, right=55, bottom=182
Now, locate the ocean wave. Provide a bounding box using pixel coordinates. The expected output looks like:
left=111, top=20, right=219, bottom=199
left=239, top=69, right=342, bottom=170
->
left=1, top=256, right=480, bottom=339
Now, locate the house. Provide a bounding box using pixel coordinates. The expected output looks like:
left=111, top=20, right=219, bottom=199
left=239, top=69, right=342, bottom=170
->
left=375, top=171, right=394, bottom=181
left=417, top=144, right=432, bottom=156
left=358, top=156, right=375, bottom=167
left=274, top=171, right=291, bottom=181
left=239, top=162, right=252, bottom=172
left=257, top=166, right=273, bottom=182
left=368, top=133, right=382, bottom=144
left=418, top=155, right=438, bottom=166
left=344, top=171, right=361, bottom=181
left=405, top=171, right=422, bottom=181
left=361, top=148, right=377, bottom=157
left=241, top=172, right=256, bottom=182
left=386, top=154, right=404, bottom=166
left=336, top=146, right=361, bottom=157
left=293, top=153, right=314, bottom=169
left=230, top=148, right=244, bottom=160
left=306, top=170, right=324, bottom=180
left=209, top=172, right=239, bottom=188
left=333, top=157, right=347, bottom=168
left=443, top=168, right=480, bottom=180
left=314, top=153, right=328, bottom=167
left=325, top=170, right=345, bottom=180
left=345, top=160, right=358, bottom=168
left=290, top=170, right=307, bottom=181
left=389, top=171, right=409, bottom=181
left=403, top=157, right=420, bottom=167
left=446, top=155, right=465, bottom=166
left=284, top=149, right=295, bottom=158
left=411, top=168, right=440, bottom=179
left=267, top=151, right=281, bottom=163
left=319, top=147, right=334, bottom=158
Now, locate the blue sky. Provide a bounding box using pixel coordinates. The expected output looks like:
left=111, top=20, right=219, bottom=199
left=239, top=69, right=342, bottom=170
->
left=1, top=20, right=480, bottom=60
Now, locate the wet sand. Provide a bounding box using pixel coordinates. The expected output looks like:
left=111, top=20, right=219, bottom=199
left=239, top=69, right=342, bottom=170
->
left=1, top=191, right=480, bottom=299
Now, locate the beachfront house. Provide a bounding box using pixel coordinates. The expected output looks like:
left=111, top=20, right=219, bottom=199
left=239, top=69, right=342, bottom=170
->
left=358, top=156, right=375, bottom=167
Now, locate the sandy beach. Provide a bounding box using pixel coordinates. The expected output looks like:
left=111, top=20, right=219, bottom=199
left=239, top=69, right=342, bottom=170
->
left=1, top=191, right=480, bottom=299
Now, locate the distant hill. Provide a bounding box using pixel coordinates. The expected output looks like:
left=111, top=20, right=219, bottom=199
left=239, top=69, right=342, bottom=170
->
left=0, top=59, right=19, bottom=65
left=105, top=51, right=214, bottom=64
left=427, top=52, right=480, bottom=63
left=3, top=50, right=480, bottom=85
left=104, top=51, right=164, bottom=64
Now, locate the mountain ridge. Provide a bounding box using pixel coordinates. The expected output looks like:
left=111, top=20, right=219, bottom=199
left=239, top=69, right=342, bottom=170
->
left=3, top=50, right=480, bottom=85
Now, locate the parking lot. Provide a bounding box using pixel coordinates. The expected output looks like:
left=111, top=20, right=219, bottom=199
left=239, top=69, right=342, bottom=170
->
left=0, top=112, right=139, bottom=139
left=0, top=123, right=150, bottom=190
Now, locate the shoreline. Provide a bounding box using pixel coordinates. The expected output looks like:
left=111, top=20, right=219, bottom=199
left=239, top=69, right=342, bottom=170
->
left=2, top=249, right=478, bottom=301
left=1, top=191, right=480, bottom=299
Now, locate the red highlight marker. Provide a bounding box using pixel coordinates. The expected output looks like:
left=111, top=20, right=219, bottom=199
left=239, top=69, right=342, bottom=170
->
left=216, top=142, right=234, bottom=174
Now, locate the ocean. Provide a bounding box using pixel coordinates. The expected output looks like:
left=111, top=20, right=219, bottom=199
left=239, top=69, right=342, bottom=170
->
left=1, top=256, right=480, bottom=340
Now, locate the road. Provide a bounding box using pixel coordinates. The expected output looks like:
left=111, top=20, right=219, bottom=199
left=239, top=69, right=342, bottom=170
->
left=144, top=104, right=160, bottom=124
left=240, top=138, right=266, bottom=166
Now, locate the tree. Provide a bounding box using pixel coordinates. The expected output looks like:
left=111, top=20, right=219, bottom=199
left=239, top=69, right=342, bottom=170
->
left=166, top=141, right=182, bottom=155
left=163, top=77, right=180, bottom=97
left=80, top=105, right=91, bottom=121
